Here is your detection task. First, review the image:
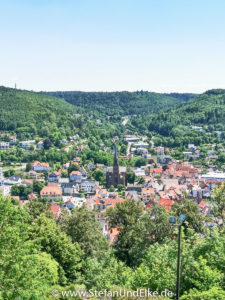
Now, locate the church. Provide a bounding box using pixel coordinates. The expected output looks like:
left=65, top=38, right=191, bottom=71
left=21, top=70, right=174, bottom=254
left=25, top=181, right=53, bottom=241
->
left=106, top=148, right=127, bottom=188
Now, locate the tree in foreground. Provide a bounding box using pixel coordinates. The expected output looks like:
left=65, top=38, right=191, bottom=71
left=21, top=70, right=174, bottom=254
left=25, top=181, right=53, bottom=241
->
left=62, top=206, right=108, bottom=259
left=0, top=196, right=59, bottom=299
left=106, top=200, right=172, bottom=267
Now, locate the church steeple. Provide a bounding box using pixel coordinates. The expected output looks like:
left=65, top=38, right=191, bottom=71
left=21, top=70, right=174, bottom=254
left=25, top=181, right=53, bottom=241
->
left=106, top=145, right=127, bottom=188
left=114, top=146, right=119, bottom=166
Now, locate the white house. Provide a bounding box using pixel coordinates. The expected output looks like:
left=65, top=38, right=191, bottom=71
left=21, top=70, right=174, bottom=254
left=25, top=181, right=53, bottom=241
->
left=0, top=185, right=11, bottom=196
left=80, top=179, right=98, bottom=193
left=5, top=176, right=22, bottom=185
left=19, top=140, right=36, bottom=148
left=87, top=162, right=94, bottom=170
left=188, top=144, right=196, bottom=151
left=133, top=168, right=146, bottom=177
left=0, top=142, right=9, bottom=149
left=183, top=151, right=193, bottom=158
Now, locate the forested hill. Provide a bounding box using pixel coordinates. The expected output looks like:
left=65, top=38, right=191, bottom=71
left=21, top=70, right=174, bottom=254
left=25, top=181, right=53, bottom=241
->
left=146, top=89, right=225, bottom=136
left=47, top=91, right=194, bottom=116
left=0, top=86, right=81, bottom=138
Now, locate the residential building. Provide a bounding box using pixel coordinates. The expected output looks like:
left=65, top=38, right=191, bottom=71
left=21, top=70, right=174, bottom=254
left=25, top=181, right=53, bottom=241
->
left=80, top=179, right=98, bottom=193
left=80, top=166, right=87, bottom=176
left=19, top=140, right=35, bottom=148
left=69, top=171, right=82, bottom=181
left=32, top=161, right=50, bottom=172
left=9, top=136, right=17, bottom=143
left=87, top=161, right=94, bottom=170
left=201, top=172, right=225, bottom=182
left=96, top=198, right=126, bottom=211
left=50, top=205, right=61, bottom=218
left=37, top=141, right=44, bottom=149
left=49, top=170, right=61, bottom=182
left=0, top=185, right=11, bottom=196
left=188, top=144, right=197, bottom=151
left=0, top=142, right=9, bottom=149
left=28, top=170, right=38, bottom=179
left=158, top=198, right=174, bottom=211
left=40, top=183, right=62, bottom=201
left=141, top=187, right=155, bottom=203
left=5, top=176, right=22, bottom=185
left=134, top=142, right=149, bottom=148
left=61, top=182, right=79, bottom=196
left=124, top=135, right=140, bottom=142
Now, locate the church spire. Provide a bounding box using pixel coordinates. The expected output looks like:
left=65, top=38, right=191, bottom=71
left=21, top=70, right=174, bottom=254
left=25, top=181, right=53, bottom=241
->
left=114, top=146, right=118, bottom=166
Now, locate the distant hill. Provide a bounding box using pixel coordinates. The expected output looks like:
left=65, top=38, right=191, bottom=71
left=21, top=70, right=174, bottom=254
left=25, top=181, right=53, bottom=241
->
left=0, top=86, right=79, bottom=138
left=1, top=86, right=224, bottom=147
left=147, top=89, right=225, bottom=136
left=46, top=91, right=191, bottom=116
left=163, top=93, right=197, bottom=102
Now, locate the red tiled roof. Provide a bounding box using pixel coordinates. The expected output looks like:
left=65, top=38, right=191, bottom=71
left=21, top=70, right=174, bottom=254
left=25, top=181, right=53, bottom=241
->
left=50, top=205, right=61, bottom=217
left=70, top=171, right=82, bottom=176
left=32, top=161, right=49, bottom=168
left=158, top=198, right=174, bottom=211
left=28, top=193, right=36, bottom=199
left=40, top=185, right=62, bottom=196
left=198, top=201, right=207, bottom=208
left=96, top=198, right=126, bottom=209
left=150, top=168, right=163, bottom=174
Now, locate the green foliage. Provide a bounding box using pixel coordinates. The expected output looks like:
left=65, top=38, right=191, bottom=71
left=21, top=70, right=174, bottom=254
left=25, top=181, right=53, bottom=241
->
left=0, top=196, right=59, bottom=299
left=131, top=228, right=225, bottom=297
left=3, top=169, right=15, bottom=177
left=43, top=138, right=53, bottom=150
left=106, top=201, right=173, bottom=267
left=109, top=185, right=115, bottom=192
left=26, top=162, right=32, bottom=172
left=171, top=198, right=206, bottom=233
left=68, top=163, right=80, bottom=174
left=29, top=214, right=83, bottom=283
left=48, top=91, right=187, bottom=117
left=143, top=90, right=225, bottom=147
left=211, top=183, right=225, bottom=227
left=0, top=192, right=224, bottom=298
left=83, top=249, right=132, bottom=290
left=0, top=86, right=79, bottom=139
left=180, top=287, right=225, bottom=300
left=11, top=184, right=32, bottom=199
left=126, top=168, right=136, bottom=184
left=131, top=242, right=176, bottom=292
left=92, top=168, right=105, bottom=182
left=26, top=198, right=52, bottom=221
left=33, top=180, right=45, bottom=194
left=63, top=206, right=108, bottom=259
left=134, top=157, right=146, bottom=167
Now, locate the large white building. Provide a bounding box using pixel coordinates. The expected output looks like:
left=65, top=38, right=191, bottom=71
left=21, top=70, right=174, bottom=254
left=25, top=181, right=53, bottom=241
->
left=134, top=142, right=149, bottom=148
left=201, top=172, right=225, bottom=182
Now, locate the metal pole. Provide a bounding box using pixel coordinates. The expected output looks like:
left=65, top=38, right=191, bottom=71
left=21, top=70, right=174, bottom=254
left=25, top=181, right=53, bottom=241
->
left=176, top=225, right=181, bottom=300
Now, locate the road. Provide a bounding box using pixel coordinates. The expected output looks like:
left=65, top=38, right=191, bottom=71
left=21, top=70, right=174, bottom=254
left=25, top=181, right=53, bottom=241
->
left=126, top=142, right=132, bottom=156
left=122, top=116, right=130, bottom=126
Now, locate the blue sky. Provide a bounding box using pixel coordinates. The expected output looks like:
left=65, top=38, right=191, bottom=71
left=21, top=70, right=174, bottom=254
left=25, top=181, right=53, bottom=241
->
left=1, top=0, right=225, bottom=92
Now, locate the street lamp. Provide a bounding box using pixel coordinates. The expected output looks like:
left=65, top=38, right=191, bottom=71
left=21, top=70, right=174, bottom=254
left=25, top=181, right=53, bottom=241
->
left=169, top=214, right=186, bottom=300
